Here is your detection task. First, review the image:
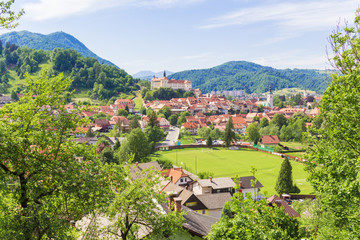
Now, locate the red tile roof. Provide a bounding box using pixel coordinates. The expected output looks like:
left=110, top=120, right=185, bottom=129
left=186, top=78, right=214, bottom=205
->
left=261, top=135, right=280, bottom=145
left=162, top=168, right=190, bottom=184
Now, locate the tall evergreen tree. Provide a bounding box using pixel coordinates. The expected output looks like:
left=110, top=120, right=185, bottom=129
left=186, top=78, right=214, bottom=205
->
left=275, top=157, right=297, bottom=194
left=206, top=135, right=213, bottom=147
left=223, top=116, right=236, bottom=147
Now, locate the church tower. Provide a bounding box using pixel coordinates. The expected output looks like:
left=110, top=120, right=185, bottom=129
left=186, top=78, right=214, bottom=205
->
left=267, top=86, right=273, bottom=108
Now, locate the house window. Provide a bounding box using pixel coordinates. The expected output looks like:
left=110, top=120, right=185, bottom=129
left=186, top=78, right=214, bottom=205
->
left=180, top=178, right=183, bottom=182
left=186, top=202, right=197, bottom=207
left=202, top=210, right=206, bottom=214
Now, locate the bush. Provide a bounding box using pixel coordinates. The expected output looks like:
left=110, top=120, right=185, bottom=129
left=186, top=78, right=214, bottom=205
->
left=198, top=171, right=214, bottom=179
left=274, top=145, right=283, bottom=153
left=157, top=159, right=173, bottom=169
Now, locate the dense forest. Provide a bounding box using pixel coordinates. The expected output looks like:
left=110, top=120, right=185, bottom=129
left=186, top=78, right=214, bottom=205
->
left=169, top=61, right=331, bottom=93
left=0, top=42, right=138, bottom=100
left=0, top=31, right=115, bottom=66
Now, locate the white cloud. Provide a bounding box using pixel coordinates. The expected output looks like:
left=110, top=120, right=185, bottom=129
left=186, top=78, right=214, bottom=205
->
left=23, top=0, right=122, bottom=21
left=22, top=0, right=205, bottom=21
left=201, top=0, right=359, bottom=33
left=251, top=51, right=329, bottom=69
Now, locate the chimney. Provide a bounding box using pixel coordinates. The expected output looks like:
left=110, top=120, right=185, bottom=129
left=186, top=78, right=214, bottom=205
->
left=168, top=192, right=177, bottom=210
left=170, top=176, right=173, bottom=183
left=174, top=197, right=182, bottom=213
left=238, top=181, right=242, bottom=188
left=209, top=176, right=212, bottom=182
left=135, top=162, right=139, bottom=166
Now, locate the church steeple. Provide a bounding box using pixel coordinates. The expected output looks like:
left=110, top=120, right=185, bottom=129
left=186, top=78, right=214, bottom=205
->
left=163, top=70, right=166, bottom=78
left=267, top=85, right=273, bottom=108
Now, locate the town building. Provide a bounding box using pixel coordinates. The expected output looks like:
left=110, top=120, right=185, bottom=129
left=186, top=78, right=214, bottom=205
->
left=151, top=71, right=192, bottom=91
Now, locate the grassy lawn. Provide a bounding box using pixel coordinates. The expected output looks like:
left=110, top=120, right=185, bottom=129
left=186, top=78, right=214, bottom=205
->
left=179, top=136, right=203, bottom=145
left=133, top=91, right=143, bottom=110
left=273, top=88, right=316, bottom=96
left=281, top=142, right=307, bottom=150
left=153, top=148, right=313, bottom=196
left=288, top=152, right=307, bottom=158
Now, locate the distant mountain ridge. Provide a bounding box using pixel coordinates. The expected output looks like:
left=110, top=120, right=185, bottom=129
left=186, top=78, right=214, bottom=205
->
left=133, top=70, right=174, bottom=80
left=169, top=61, right=331, bottom=94
left=0, top=31, right=116, bottom=66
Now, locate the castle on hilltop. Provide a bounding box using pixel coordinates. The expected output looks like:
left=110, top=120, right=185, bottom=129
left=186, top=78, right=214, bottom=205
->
left=151, top=71, right=192, bottom=91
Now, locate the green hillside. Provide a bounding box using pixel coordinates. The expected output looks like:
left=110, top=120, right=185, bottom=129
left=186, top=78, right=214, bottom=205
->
left=169, top=61, right=331, bottom=93
left=0, top=43, right=138, bottom=102
left=0, top=31, right=115, bottom=66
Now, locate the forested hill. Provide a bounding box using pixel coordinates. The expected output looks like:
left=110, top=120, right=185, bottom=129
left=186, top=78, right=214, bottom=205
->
left=169, top=61, right=331, bottom=93
left=0, top=31, right=116, bottom=66
left=0, top=44, right=138, bottom=101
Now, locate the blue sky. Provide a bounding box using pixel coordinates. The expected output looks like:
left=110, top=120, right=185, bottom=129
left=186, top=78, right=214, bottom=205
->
left=7, top=0, right=359, bottom=74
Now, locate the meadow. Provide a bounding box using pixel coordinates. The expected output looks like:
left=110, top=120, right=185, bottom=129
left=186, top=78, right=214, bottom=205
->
left=153, top=147, right=312, bottom=196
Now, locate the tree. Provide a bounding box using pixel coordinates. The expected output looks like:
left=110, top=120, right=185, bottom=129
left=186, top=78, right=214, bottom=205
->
left=259, top=117, right=269, bottom=128
left=156, top=159, right=173, bottom=169
left=147, top=110, right=159, bottom=127
left=116, top=128, right=150, bottom=163
left=101, top=167, right=184, bottom=239
left=257, top=104, right=264, bottom=113
left=124, top=104, right=129, bottom=113
left=273, top=96, right=284, bottom=108
left=206, top=135, right=213, bottom=147
left=198, top=171, right=214, bottom=179
left=145, top=125, right=164, bottom=143
left=129, top=118, right=140, bottom=131
left=177, top=111, right=191, bottom=126
left=98, top=146, right=116, bottom=164
left=113, top=138, right=121, bottom=151
left=208, top=194, right=301, bottom=239
left=159, top=106, right=171, bottom=119
left=0, top=72, right=114, bottom=239
left=85, top=126, right=95, bottom=137
left=140, top=105, right=146, bottom=115
left=305, top=8, right=360, bottom=238
left=270, top=113, right=288, bottom=130
left=247, top=122, right=260, bottom=144
left=168, top=114, right=178, bottom=126
left=10, top=89, right=18, bottom=101
left=275, top=157, right=298, bottom=194
left=117, top=108, right=128, bottom=117
left=210, top=128, right=222, bottom=140
left=223, top=116, right=236, bottom=147
left=0, top=0, right=24, bottom=29
left=198, top=127, right=211, bottom=139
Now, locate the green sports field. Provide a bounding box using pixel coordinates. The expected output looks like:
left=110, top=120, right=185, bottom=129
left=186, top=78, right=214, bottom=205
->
left=153, top=148, right=313, bottom=196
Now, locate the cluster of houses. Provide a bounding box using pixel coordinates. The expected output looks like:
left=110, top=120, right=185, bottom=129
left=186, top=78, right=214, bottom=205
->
left=124, top=162, right=301, bottom=238
left=67, top=90, right=320, bottom=149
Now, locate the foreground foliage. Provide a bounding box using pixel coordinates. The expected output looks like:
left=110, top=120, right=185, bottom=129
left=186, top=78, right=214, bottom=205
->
left=207, top=194, right=301, bottom=240
left=0, top=72, right=116, bottom=239
left=305, top=8, right=360, bottom=239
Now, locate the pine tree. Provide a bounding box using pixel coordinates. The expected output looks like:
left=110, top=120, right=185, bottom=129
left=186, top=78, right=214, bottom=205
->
left=275, top=157, right=297, bottom=194
left=10, top=90, right=18, bottom=101
left=113, top=138, right=121, bottom=151
left=224, top=116, right=236, bottom=147
left=206, top=135, right=213, bottom=147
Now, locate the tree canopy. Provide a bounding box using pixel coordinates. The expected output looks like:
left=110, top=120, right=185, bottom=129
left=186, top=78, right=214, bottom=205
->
left=305, top=8, right=360, bottom=238
left=207, top=194, right=301, bottom=240
left=0, top=72, right=115, bottom=239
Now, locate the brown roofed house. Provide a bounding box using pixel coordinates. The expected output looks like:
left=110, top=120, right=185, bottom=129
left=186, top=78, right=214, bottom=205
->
left=260, top=135, right=280, bottom=147
left=267, top=195, right=300, bottom=218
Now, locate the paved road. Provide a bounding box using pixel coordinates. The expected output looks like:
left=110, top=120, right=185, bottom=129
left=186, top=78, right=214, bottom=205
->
left=161, top=126, right=180, bottom=146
